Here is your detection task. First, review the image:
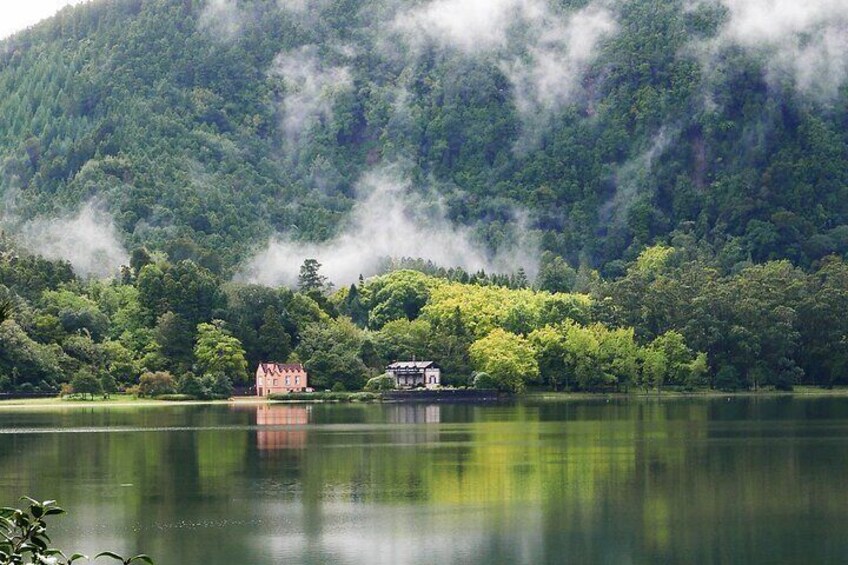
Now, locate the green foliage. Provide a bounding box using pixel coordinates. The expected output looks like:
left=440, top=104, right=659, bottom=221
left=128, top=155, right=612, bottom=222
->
left=177, top=372, right=207, bottom=400
left=0, top=320, right=65, bottom=392
left=99, top=372, right=118, bottom=398
left=194, top=321, right=248, bottom=384
left=362, top=270, right=439, bottom=329
left=469, top=329, right=539, bottom=393
left=298, top=259, right=331, bottom=295
left=137, top=371, right=176, bottom=397
left=536, top=252, right=576, bottom=293
left=296, top=317, right=369, bottom=391
left=0, top=498, right=152, bottom=565
left=472, top=372, right=498, bottom=390
left=71, top=368, right=102, bottom=400
left=364, top=374, right=396, bottom=392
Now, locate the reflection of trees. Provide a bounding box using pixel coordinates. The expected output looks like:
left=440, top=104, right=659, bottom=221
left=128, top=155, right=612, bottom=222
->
left=0, top=399, right=847, bottom=562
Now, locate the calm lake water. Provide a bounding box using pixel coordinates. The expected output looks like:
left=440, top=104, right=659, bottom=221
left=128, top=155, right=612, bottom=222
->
left=1, top=397, right=847, bottom=564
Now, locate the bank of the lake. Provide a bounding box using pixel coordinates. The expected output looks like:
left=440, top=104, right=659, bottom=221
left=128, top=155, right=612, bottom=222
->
left=3, top=386, right=848, bottom=411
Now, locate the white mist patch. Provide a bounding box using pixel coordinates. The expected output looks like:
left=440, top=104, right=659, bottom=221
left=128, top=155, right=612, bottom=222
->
left=270, top=46, right=353, bottom=151
left=17, top=203, right=129, bottom=279
left=600, top=129, right=675, bottom=225
left=198, top=0, right=244, bottom=41
left=393, top=0, right=616, bottom=127
left=393, top=0, right=529, bottom=53
left=691, top=0, right=848, bottom=100
left=238, top=169, right=538, bottom=288
left=502, top=5, right=617, bottom=119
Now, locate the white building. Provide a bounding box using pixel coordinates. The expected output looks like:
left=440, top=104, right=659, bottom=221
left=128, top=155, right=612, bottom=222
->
left=386, top=361, right=441, bottom=389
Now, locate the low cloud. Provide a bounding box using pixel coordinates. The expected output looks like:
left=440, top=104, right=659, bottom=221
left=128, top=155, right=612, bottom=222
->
left=393, top=0, right=529, bottom=53
left=198, top=0, right=244, bottom=41
left=270, top=45, right=353, bottom=151
left=15, top=202, right=129, bottom=279
left=502, top=5, right=616, bottom=120
left=600, top=128, right=675, bottom=226
left=393, top=0, right=617, bottom=122
left=690, top=0, right=848, bottom=100
left=237, top=167, right=538, bottom=288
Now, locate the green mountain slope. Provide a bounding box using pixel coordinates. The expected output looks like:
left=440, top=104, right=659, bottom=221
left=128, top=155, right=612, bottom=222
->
left=1, top=0, right=847, bottom=276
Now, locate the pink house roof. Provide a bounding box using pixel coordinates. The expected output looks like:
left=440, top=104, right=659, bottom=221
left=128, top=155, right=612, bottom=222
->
left=258, top=363, right=306, bottom=373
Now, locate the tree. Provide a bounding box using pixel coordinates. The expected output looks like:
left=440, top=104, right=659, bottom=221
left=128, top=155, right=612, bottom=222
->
left=365, top=270, right=437, bottom=329
left=296, top=317, right=369, bottom=390
left=374, top=319, right=432, bottom=365
left=194, top=321, right=249, bottom=384
left=178, top=372, right=208, bottom=399
left=298, top=259, right=330, bottom=295
left=257, top=307, right=292, bottom=363
left=338, top=284, right=368, bottom=327
left=528, top=326, right=567, bottom=390
left=536, top=252, right=576, bottom=293
left=469, top=329, right=538, bottom=393
left=71, top=368, right=102, bottom=400
left=100, top=372, right=119, bottom=398
left=154, top=312, right=194, bottom=375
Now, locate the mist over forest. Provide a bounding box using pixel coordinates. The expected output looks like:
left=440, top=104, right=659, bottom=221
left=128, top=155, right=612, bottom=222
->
left=0, top=0, right=845, bottom=285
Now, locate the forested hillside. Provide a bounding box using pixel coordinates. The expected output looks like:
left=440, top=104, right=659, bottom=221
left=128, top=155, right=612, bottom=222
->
left=1, top=0, right=847, bottom=279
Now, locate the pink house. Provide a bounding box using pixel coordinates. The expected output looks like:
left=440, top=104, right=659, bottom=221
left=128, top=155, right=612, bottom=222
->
left=256, top=363, right=309, bottom=396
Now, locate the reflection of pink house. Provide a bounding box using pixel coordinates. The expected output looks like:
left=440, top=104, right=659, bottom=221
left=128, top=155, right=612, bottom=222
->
left=256, top=363, right=309, bottom=396
left=256, top=405, right=309, bottom=450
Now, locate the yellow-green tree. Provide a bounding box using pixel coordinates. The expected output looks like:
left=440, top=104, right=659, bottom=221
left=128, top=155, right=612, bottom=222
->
left=469, top=329, right=539, bottom=392
left=194, top=320, right=249, bottom=384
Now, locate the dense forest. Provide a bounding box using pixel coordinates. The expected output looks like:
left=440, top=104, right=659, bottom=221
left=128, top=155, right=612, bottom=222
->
left=1, top=0, right=848, bottom=394
left=3, top=231, right=848, bottom=394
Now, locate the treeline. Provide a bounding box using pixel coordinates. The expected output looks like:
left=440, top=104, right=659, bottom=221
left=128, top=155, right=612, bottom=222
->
left=4, top=229, right=847, bottom=394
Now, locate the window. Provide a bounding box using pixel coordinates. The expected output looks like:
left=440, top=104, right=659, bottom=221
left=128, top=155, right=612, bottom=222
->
left=274, top=379, right=278, bottom=386
left=295, top=377, right=300, bottom=385
left=286, top=376, right=291, bottom=385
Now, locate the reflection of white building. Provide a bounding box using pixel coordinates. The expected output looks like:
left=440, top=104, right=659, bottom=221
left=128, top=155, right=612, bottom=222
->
left=386, top=361, right=441, bottom=389
left=385, top=404, right=442, bottom=444
left=385, top=404, right=442, bottom=425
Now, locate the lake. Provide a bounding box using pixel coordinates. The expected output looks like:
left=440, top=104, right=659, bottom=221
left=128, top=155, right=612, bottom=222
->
left=1, top=397, right=847, bottom=564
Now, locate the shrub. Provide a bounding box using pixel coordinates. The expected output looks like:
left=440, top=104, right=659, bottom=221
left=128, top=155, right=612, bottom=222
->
left=473, top=372, right=498, bottom=390
left=364, top=374, right=396, bottom=392
left=331, top=381, right=347, bottom=392
left=138, top=371, right=176, bottom=397
left=0, top=497, right=153, bottom=564
left=177, top=372, right=208, bottom=399
left=155, top=394, right=197, bottom=402
left=202, top=372, right=232, bottom=399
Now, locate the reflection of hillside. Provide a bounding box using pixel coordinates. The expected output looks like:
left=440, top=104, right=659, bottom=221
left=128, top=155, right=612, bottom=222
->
left=256, top=405, right=310, bottom=451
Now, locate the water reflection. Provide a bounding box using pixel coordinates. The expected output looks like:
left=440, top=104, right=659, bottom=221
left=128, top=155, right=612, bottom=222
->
left=0, top=399, right=846, bottom=564
left=254, top=405, right=310, bottom=451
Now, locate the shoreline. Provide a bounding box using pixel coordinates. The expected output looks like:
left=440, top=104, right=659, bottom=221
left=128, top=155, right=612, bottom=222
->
left=0, top=386, right=847, bottom=410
